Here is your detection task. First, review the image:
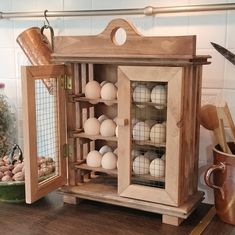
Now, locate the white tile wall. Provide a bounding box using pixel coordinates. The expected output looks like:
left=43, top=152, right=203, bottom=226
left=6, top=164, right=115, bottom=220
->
left=1, top=0, right=235, bottom=204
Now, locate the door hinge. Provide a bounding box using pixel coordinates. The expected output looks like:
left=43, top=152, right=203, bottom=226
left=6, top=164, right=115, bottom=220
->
left=60, top=74, right=72, bottom=90
left=63, top=144, right=71, bottom=158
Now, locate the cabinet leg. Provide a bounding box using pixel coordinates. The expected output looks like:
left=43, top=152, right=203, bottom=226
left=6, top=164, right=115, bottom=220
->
left=162, top=214, right=184, bottom=226
left=63, top=194, right=80, bottom=205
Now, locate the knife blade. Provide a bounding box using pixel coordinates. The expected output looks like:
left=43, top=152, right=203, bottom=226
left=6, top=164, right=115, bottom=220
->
left=211, top=42, right=235, bottom=65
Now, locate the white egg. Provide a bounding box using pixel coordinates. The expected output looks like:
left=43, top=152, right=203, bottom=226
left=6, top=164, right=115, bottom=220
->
left=151, top=85, right=167, bottom=109
left=100, top=119, right=117, bottom=137
left=150, top=123, right=166, bottom=144
left=133, top=84, right=151, bottom=108
left=98, top=114, right=108, bottom=123
left=101, top=152, right=117, bottom=170
left=133, top=155, right=150, bottom=175
left=85, top=81, right=101, bottom=99
left=132, top=122, right=150, bottom=141
left=101, top=82, right=117, bottom=100
left=86, top=150, right=102, bottom=167
left=144, top=151, right=159, bottom=161
left=99, top=145, right=113, bottom=155
left=149, top=158, right=165, bottom=177
left=84, top=118, right=100, bottom=135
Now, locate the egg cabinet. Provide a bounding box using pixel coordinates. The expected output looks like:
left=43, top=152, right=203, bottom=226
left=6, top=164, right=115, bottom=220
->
left=22, top=19, right=210, bottom=226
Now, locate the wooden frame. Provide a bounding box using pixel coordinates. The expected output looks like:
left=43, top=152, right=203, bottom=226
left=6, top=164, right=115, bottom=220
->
left=118, top=66, right=183, bottom=206
left=22, top=64, right=67, bottom=203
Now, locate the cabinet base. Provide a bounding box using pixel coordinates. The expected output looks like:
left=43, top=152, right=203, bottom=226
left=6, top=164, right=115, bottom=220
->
left=58, top=181, right=204, bottom=226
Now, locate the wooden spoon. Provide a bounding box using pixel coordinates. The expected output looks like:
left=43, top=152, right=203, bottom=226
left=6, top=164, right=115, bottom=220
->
left=200, top=104, right=231, bottom=154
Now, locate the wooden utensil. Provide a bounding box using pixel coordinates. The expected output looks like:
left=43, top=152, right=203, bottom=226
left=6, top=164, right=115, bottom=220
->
left=200, top=104, right=231, bottom=154
left=223, top=102, right=235, bottom=142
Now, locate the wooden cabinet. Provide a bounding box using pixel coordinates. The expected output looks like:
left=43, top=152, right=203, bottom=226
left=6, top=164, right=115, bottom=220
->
left=22, top=19, right=210, bottom=226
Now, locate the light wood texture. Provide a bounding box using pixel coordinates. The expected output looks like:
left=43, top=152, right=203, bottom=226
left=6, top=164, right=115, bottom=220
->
left=221, top=103, right=235, bottom=143
left=117, top=69, right=131, bottom=194
left=73, top=132, right=117, bottom=142
left=219, top=118, right=232, bottom=154
left=75, top=163, right=118, bottom=175
left=53, top=18, right=196, bottom=58
left=118, top=66, right=182, bottom=206
left=22, top=64, right=67, bottom=203
left=162, top=215, right=184, bottom=226
left=23, top=19, right=211, bottom=225
left=59, top=177, right=204, bottom=221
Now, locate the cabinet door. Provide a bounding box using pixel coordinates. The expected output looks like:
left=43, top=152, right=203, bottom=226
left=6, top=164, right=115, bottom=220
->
left=22, top=64, right=67, bottom=203
left=118, top=66, right=183, bottom=206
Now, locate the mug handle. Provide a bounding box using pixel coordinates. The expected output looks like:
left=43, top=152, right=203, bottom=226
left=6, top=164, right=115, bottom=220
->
left=204, top=163, right=226, bottom=199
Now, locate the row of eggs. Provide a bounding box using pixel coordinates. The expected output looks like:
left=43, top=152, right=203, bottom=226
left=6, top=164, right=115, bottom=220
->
left=86, top=145, right=165, bottom=178
left=133, top=84, right=167, bottom=109
left=85, top=81, right=117, bottom=101
left=133, top=155, right=165, bottom=178
left=84, top=116, right=118, bottom=137
left=84, top=81, right=167, bottom=108
left=133, top=121, right=166, bottom=143
left=84, top=115, right=166, bottom=144
left=86, top=145, right=118, bottom=170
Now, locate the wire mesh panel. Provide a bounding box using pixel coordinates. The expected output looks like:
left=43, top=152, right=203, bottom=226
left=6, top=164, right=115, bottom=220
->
left=35, top=79, right=59, bottom=183
left=131, top=81, right=167, bottom=188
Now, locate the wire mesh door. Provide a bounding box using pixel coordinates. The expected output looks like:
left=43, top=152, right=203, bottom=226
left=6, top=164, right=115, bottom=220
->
left=131, top=81, right=167, bottom=189
left=118, top=66, right=183, bottom=206
left=22, top=65, right=67, bottom=203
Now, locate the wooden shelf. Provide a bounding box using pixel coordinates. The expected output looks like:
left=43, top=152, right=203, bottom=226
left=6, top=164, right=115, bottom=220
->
left=133, top=101, right=167, bottom=109
left=59, top=177, right=205, bottom=219
left=133, top=140, right=166, bottom=147
left=73, top=96, right=117, bottom=105
left=73, top=132, right=118, bottom=142
left=132, top=174, right=165, bottom=183
left=75, top=163, right=118, bottom=175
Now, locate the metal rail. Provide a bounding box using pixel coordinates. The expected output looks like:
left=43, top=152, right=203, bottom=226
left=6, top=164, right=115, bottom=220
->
left=1, top=3, right=235, bottom=19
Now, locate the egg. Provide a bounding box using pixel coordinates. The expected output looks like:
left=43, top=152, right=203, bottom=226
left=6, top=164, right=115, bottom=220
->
left=150, top=123, right=166, bottom=144
left=85, top=81, right=101, bottom=99
left=86, top=150, right=102, bottom=167
left=99, top=145, right=113, bottom=155
left=132, top=121, right=150, bottom=141
left=101, top=152, right=117, bottom=170
left=98, top=114, right=108, bottom=123
left=101, top=82, right=117, bottom=100
left=149, top=158, right=165, bottom=177
left=133, top=84, right=151, bottom=108
left=133, top=155, right=150, bottom=175
left=84, top=118, right=100, bottom=135
left=100, top=119, right=117, bottom=137
left=150, top=85, right=167, bottom=109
